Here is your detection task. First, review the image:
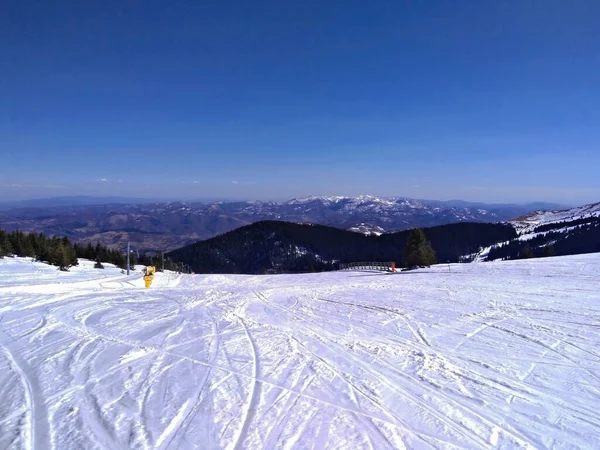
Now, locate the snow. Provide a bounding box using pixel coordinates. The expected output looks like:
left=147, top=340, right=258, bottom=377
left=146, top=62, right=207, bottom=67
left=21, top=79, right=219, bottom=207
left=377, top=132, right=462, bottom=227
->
left=1, top=255, right=600, bottom=448
left=286, top=195, right=416, bottom=210
left=286, top=196, right=348, bottom=204
left=347, top=223, right=386, bottom=236
left=512, top=202, right=600, bottom=232
left=506, top=201, right=600, bottom=247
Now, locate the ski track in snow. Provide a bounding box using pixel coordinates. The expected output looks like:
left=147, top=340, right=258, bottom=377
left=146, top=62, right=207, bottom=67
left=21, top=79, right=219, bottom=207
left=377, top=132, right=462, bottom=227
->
left=1, top=255, right=600, bottom=449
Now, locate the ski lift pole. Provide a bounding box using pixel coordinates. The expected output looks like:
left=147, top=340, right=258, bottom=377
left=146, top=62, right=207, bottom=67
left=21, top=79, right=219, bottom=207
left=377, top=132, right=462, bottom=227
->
left=127, top=242, right=130, bottom=275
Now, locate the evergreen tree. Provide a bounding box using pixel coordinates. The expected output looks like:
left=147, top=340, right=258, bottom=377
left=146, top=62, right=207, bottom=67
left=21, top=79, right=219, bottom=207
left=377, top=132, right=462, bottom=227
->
left=543, top=245, right=556, bottom=258
left=0, top=228, right=134, bottom=269
left=50, top=241, right=70, bottom=271
left=37, top=239, right=52, bottom=263
left=22, top=239, right=35, bottom=257
left=403, top=228, right=437, bottom=269
left=66, top=244, right=78, bottom=267
left=0, top=231, right=11, bottom=257
left=11, top=231, right=25, bottom=256
left=163, top=257, right=178, bottom=271
left=128, top=251, right=137, bottom=270
left=24, top=233, right=38, bottom=257
left=156, top=251, right=164, bottom=271
left=520, top=244, right=534, bottom=259
left=94, top=257, right=105, bottom=269
left=138, top=253, right=154, bottom=266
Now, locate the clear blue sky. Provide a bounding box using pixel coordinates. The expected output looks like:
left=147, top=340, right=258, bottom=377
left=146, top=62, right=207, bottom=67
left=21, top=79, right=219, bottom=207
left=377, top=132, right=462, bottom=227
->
left=2, top=0, right=599, bottom=204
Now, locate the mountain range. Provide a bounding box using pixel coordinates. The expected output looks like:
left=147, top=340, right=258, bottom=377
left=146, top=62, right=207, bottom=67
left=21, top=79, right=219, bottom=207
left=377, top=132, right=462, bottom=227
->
left=166, top=220, right=517, bottom=274
left=0, top=195, right=562, bottom=251
left=165, top=201, right=600, bottom=273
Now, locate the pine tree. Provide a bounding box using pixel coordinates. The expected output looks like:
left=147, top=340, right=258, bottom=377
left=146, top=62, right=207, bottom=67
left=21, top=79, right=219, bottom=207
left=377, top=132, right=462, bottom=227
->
left=66, top=244, right=78, bottom=267
left=520, top=244, right=534, bottom=259
left=403, top=228, right=437, bottom=269
left=59, top=245, right=72, bottom=271
left=26, top=233, right=39, bottom=257
left=49, top=241, right=69, bottom=270
left=156, top=251, right=164, bottom=271
left=543, top=245, right=556, bottom=258
left=0, top=231, right=12, bottom=257
left=94, top=256, right=105, bottom=269
left=11, top=231, right=25, bottom=256
left=128, top=251, right=136, bottom=270
left=84, top=243, right=95, bottom=260
left=138, top=253, right=153, bottom=266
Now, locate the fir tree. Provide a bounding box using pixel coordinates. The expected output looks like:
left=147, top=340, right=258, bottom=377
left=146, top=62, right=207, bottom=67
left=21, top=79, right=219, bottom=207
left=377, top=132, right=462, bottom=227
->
left=520, top=244, right=534, bottom=259
left=403, top=228, right=437, bottom=269
left=156, top=251, right=164, bottom=271
left=11, top=231, right=25, bottom=256
left=67, top=244, right=78, bottom=267
left=128, top=251, right=136, bottom=270
left=0, top=231, right=11, bottom=257
left=50, top=241, right=70, bottom=271
left=543, top=245, right=556, bottom=258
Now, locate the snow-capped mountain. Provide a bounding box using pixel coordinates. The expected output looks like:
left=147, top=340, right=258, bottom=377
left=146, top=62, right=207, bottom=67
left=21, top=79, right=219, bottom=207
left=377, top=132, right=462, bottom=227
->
left=0, top=195, right=559, bottom=251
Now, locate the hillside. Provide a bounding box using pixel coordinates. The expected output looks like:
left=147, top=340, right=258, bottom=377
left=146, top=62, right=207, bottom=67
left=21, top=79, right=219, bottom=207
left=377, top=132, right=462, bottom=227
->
left=512, top=201, right=600, bottom=230
left=2, top=254, right=599, bottom=448
left=166, top=220, right=516, bottom=274
left=487, top=202, right=600, bottom=261
left=0, top=196, right=547, bottom=251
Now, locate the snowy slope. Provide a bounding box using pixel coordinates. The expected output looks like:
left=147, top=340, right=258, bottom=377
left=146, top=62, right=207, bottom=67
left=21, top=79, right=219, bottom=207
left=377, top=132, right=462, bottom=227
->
left=1, top=255, right=600, bottom=448
left=512, top=201, right=600, bottom=233
left=493, top=201, right=600, bottom=255
left=0, top=258, right=123, bottom=289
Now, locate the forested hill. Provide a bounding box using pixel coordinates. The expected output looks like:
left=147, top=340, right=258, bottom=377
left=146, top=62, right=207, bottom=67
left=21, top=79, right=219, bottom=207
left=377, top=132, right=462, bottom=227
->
left=488, top=215, right=600, bottom=261
left=166, top=220, right=517, bottom=274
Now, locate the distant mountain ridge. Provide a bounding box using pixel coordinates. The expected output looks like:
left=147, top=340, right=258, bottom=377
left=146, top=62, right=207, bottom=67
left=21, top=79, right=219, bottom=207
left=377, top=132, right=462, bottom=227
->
left=0, top=195, right=568, bottom=252
left=0, top=196, right=158, bottom=210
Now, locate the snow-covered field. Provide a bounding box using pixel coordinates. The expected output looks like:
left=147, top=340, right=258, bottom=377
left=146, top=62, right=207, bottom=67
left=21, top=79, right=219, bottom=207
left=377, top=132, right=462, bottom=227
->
left=1, top=255, right=600, bottom=449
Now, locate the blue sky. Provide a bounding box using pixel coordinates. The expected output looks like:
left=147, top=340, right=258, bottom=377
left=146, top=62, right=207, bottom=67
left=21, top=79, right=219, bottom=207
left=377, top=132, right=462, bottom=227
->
left=2, top=0, right=599, bottom=204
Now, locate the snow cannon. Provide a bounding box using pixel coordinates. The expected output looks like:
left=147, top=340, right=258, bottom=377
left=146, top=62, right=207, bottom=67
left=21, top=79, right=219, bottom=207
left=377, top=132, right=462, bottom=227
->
left=144, top=266, right=156, bottom=288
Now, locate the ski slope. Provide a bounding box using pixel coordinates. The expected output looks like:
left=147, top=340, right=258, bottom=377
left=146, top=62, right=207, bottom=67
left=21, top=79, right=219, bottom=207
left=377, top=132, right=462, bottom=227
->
left=1, top=255, right=600, bottom=449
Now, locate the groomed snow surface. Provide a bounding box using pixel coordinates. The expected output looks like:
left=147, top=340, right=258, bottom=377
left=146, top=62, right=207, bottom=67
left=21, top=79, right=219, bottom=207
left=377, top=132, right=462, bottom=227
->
left=1, top=255, right=599, bottom=449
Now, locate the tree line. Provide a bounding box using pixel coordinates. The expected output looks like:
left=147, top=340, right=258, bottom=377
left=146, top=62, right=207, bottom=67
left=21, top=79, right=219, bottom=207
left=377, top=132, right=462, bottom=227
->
left=0, top=229, right=183, bottom=272
left=1, top=229, right=78, bottom=270
left=166, top=220, right=517, bottom=274
left=487, top=217, right=600, bottom=261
